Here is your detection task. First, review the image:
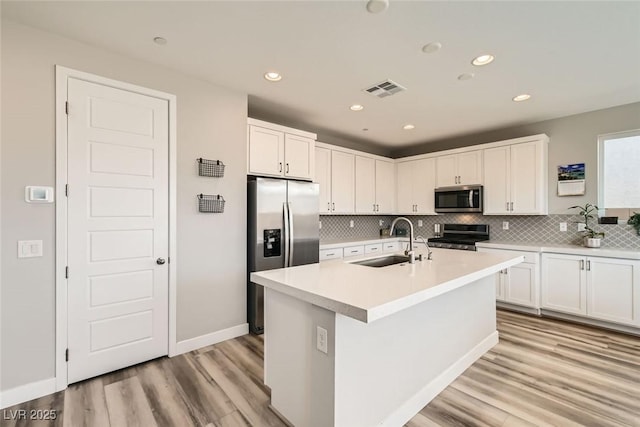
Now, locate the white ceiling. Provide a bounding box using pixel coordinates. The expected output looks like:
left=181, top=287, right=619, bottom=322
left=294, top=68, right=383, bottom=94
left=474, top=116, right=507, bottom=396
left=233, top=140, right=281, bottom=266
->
left=3, top=1, right=640, bottom=150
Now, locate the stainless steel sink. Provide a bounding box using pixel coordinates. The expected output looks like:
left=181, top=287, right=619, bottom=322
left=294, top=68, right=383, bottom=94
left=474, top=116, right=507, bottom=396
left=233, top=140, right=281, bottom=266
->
left=350, top=255, right=411, bottom=268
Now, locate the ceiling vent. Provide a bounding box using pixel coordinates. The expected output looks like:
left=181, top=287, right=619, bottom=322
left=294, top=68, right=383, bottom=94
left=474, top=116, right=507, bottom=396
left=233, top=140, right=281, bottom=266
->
left=364, top=79, right=406, bottom=98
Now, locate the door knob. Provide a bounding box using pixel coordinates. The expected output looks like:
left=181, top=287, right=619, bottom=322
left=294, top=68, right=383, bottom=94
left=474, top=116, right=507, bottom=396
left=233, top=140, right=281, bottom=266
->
left=156, top=258, right=166, bottom=265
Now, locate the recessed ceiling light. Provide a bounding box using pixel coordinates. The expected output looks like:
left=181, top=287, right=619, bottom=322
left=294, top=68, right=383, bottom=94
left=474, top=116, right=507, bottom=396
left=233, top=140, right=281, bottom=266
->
left=422, top=42, right=442, bottom=54
left=403, top=124, right=415, bottom=130
left=471, top=54, right=495, bottom=66
left=153, top=37, right=167, bottom=45
left=366, top=0, right=389, bottom=13
left=457, top=73, right=475, bottom=81
left=350, top=104, right=364, bottom=111
left=264, top=72, right=282, bottom=82
left=513, top=94, right=532, bottom=102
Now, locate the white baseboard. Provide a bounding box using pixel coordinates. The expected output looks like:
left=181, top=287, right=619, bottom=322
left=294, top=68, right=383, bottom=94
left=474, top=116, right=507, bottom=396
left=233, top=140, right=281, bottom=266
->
left=382, top=331, right=499, bottom=427
left=174, top=323, right=249, bottom=356
left=0, top=377, right=57, bottom=409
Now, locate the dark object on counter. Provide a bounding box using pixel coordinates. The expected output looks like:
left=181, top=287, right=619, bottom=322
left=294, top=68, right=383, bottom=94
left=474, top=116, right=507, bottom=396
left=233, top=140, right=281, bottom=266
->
left=599, top=216, right=618, bottom=224
left=394, top=228, right=407, bottom=236
left=380, top=227, right=391, bottom=237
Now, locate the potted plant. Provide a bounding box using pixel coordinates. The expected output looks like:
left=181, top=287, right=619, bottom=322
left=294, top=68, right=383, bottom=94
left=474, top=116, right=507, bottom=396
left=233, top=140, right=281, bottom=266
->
left=569, top=203, right=605, bottom=247
left=628, top=212, right=640, bottom=236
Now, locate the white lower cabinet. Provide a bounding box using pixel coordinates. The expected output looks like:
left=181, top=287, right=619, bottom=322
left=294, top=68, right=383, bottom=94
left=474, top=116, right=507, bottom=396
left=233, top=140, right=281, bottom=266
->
left=320, top=248, right=343, bottom=261
left=478, top=248, right=539, bottom=309
left=541, top=253, right=640, bottom=327
left=343, top=245, right=365, bottom=258
left=382, top=241, right=400, bottom=252
left=364, top=243, right=383, bottom=254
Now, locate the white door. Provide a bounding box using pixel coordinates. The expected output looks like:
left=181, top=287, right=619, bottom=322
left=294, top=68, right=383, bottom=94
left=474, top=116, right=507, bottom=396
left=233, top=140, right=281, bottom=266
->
left=413, top=158, right=436, bottom=214
left=315, top=147, right=332, bottom=213
left=541, top=254, right=586, bottom=315
left=587, top=257, right=640, bottom=326
left=458, top=151, right=483, bottom=185
left=330, top=151, right=355, bottom=214
left=505, top=264, right=537, bottom=307
left=483, top=146, right=510, bottom=215
left=375, top=160, right=395, bottom=214
left=435, top=154, right=457, bottom=187
left=355, top=156, right=376, bottom=213
left=284, top=134, right=314, bottom=180
left=395, top=161, right=414, bottom=214
left=248, top=125, right=284, bottom=177
left=67, top=78, right=169, bottom=383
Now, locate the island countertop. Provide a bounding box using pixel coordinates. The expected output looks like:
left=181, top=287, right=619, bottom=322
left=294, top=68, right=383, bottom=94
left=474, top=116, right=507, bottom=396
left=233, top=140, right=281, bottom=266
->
left=250, top=248, right=523, bottom=323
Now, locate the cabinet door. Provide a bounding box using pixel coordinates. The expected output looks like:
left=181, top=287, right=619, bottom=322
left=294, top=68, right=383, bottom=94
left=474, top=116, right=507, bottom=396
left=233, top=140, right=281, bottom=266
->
left=354, top=156, right=376, bottom=213
left=435, top=155, right=457, bottom=187
left=511, top=141, right=544, bottom=214
left=413, top=158, right=436, bottom=214
left=541, top=254, right=586, bottom=315
left=315, top=147, right=332, bottom=213
left=330, top=151, right=355, bottom=214
left=587, top=257, right=640, bottom=326
left=483, top=146, right=510, bottom=215
left=284, top=134, right=314, bottom=180
left=396, top=162, right=414, bottom=214
left=375, top=159, right=395, bottom=214
left=458, top=151, right=483, bottom=185
left=248, top=125, right=284, bottom=176
left=505, top=263, right=538, bottom=308
left=495, top=271, right=506, bottom=301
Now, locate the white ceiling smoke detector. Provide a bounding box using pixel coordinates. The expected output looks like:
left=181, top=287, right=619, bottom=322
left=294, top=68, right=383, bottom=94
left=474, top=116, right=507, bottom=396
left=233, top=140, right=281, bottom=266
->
left=364, top=79, right=406, bottom=98
left=422, top=42, right=442, bottom=54
left=366, top=0, right=389, bottom=14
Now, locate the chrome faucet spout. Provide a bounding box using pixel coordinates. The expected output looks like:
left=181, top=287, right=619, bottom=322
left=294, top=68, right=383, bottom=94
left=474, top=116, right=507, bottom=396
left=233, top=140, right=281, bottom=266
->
left=390, top=217, right=415, bottom=263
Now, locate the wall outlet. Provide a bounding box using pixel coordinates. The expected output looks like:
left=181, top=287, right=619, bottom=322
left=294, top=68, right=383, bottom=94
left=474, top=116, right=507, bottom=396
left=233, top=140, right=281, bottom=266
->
left=418, top=220, right=423, bottom=227
left=502, top=221, right=509, bottom=230
left=349, top=220, right=354, bottom=228
left=577, top=223, right=586, bottom=232
left=319, top=220, right=322, bottom=229
left=379, top=219, right=384, bottom=226
left=316, top=326, right=328, bottom=354
left=559, top=222, right=567, bottom=231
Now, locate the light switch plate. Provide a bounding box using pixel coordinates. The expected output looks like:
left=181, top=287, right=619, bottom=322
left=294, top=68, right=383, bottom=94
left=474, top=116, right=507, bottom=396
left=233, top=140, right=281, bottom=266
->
left=316, top=326, right=328, bottom=354
left=578, top=223, right=586, bottom=232
left=418, top=220, right=423, bottom=227
left=349, top=220, right=354, bottom=228
left=18, top=240, right=43, bottom=258
left=559, top=222, right=567, bottom=231
left=502, top=221, right=509, bottom=230
left=379, top=220, right=384, bottom=226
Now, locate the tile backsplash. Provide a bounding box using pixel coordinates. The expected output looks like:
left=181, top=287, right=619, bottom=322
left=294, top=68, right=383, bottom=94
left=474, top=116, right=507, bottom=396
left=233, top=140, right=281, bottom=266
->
left=319, top=214, right=640, bottom=249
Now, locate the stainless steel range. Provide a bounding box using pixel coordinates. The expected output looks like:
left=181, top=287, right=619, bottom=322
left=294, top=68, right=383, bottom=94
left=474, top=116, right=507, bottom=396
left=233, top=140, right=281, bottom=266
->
left=427, top=224, right=489, bottom=251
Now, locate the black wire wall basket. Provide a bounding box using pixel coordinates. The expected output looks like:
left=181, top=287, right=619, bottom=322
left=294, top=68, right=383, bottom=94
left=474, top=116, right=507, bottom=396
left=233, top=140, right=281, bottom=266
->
left=197, top=158, right=225, bottom=178
left=198, top=194, right=225, bottom=213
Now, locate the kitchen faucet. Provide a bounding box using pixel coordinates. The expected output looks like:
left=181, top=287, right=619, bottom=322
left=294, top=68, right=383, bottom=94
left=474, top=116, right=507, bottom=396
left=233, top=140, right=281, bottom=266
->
left=390, top=217, right=416, bottom=263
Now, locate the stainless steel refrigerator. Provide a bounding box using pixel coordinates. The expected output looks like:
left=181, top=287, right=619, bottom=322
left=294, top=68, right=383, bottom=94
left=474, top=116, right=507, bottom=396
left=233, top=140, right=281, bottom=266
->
left=247, top=177, right=319, bottom=334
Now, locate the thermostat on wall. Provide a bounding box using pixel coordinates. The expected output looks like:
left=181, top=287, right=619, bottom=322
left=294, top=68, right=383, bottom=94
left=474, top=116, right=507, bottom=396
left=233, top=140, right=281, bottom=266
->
left=25, top=186, right=54, bottom=203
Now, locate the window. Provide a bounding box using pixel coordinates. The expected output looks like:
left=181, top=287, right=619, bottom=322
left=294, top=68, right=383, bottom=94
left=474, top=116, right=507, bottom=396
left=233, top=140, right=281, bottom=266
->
left=598, top=129, right=640, bottom=219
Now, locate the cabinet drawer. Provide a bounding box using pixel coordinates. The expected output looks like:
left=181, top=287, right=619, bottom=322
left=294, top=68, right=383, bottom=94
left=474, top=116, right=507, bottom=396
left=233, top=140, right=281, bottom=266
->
left=478, top=248, right=539, bottom=264
left=319, top=248, right=343, bottom=261
left=365, top=243, right=383, bottom=254
left=343, top=245, right=365, bottom=257
left=383, top=242, right=400, bottom=252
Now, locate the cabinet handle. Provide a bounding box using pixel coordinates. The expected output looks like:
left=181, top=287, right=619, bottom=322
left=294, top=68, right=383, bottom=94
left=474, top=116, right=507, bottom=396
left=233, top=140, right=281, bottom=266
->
left=332, top=202, right=335, bottom=211
left=586, top=260, right=591, bottom=271
left=580, top=260, right=585, bottom=270
left=286, top=163, right=290, bottom=173
left=376, top=204, right=379, bottom=212
left=326, top=253, right=335, bottom=256
left=510, top=202, right=514, bottom=211
left=279, top=162, right=283, bottom=172
left=327, top=202, right=330, bottom=211
left=373, top=204, right=376, bottom=212
left=506, top=202, right=510, bottom=211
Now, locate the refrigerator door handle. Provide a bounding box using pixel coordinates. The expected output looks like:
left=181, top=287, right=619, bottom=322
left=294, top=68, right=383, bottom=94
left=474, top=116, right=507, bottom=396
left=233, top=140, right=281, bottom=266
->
left=283, top=202, right=290, bottom=268
left=287, top=202, right=295, bottom=267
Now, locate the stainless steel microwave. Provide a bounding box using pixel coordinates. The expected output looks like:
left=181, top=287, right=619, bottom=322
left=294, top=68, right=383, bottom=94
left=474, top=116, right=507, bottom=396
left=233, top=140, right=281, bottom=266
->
left=434, top=185, right=483, bottom=213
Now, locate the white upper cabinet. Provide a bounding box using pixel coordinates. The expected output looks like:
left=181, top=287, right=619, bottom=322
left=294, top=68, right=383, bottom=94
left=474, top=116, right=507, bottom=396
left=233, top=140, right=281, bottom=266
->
left=330, top=149, right=355, bottom=214
left=483, top=137, right=548, bottom=215
left=396, top=158, right=436, bottom=215
left=355, top=157, right=395, bottom=214
left=315, top=147, right=332, bottom=213
left=247, top=119, right=315, bottom=181
left=435, top=150, right=482, bottom=187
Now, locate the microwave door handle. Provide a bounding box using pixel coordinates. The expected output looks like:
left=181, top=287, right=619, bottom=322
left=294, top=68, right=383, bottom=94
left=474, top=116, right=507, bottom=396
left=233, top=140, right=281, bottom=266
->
left=469, top=190, right=473, bottom=208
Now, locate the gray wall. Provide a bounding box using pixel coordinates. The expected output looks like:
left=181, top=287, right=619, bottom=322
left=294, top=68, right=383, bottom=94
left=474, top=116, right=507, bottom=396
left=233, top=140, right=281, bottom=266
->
left=392, top=102, right=640, bottom=214
left=1, top=21, right=248, bottom=391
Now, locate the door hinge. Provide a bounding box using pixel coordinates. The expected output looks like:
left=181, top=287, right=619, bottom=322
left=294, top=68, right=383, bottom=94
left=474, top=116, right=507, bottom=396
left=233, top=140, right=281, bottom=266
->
left=65, top=101, right=69, bottom=115
left=65, top=266, right=69, bottom=279
left=65, top=348, right=69, bottom=362
left=65, top=184, right=69, bottom=197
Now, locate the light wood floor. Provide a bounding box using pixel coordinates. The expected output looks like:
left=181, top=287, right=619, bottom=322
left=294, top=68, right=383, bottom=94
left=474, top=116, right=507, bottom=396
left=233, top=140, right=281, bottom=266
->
left=4, top=310, right=640, bottom=426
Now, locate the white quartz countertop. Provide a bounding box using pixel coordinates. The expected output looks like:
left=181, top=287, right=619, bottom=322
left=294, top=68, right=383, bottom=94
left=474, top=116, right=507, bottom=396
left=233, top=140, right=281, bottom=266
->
left=251, top=248, right=523, bottom=323
left=476, top=241, right=640, bottom=259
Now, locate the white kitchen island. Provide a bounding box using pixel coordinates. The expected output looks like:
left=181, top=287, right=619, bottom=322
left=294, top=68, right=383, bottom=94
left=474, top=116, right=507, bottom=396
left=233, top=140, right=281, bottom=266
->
left=250, top=247, right=523, bottom=427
